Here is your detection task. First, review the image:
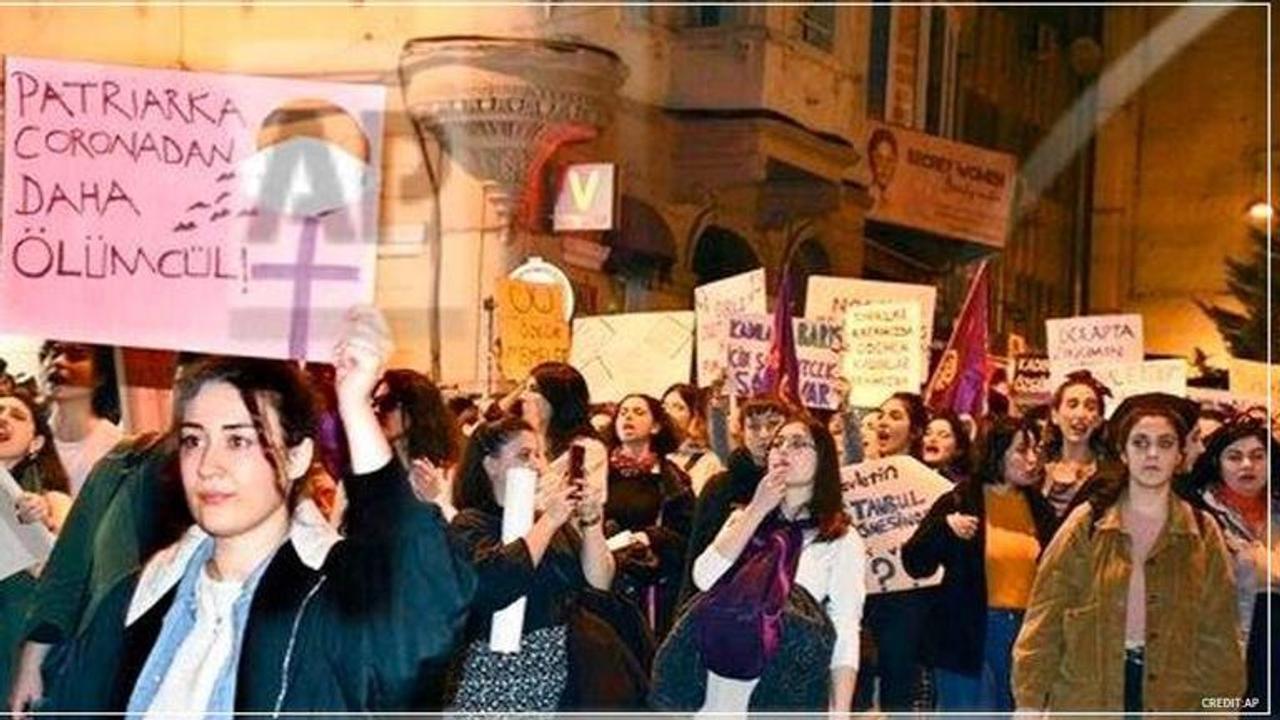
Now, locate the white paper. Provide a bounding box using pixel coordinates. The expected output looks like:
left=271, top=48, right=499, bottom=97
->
left=694, top=269, right=767, bottom=386
left=489, top=467, right=538, bottom=654
left=606, top=530, right=635, bottom=552
left=0, top=467, right=55, bottom=581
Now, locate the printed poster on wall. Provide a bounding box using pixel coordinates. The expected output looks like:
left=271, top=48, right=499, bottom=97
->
left=863, top=120, right=1016, bottom=248
left=840, top=455, right=951, bottom=595
left=0, top=55, right=384, bottom=361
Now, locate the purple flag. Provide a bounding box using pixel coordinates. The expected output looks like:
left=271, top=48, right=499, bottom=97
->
left=925, top=262, right=991, bottom=416
left=757, top=267, right=801, bottom=407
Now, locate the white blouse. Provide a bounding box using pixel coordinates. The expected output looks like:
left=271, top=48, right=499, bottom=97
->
left=693, top=509, right=867, bottom=670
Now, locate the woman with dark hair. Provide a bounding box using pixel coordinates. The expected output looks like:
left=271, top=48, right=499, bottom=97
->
left=603, top=394, right=694, bottom=637
left=1041, top=370, right=1114, bottom=519
left=922, top=410, right=973, bottom=483
left=38, top=342, right=123, bottom=497
left=1181, top=414, right=1276, bottom=707
left=1013, top=393, right=1244, bottom=712
left=518, top=362, right=608, bottom=492
left=0, top=389, right=71, bottom=698
left=3, top=389, right=72, bottom=532
left=662, top=383, right=725, bottom=496
left=44, top=309, right=475, bottom=715
left=876, top=392, right=928, bottom=459
left=654, top=417, right=864, bottom=712
left=446, top=417, right=613, bottom=711
left=372, top=369, right=461, bottom=519
left=903, top=418, right=1058, bottom=711
left=856, top=391, right=935, bottom=713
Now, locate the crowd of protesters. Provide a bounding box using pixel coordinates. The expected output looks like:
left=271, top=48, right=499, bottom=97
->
left=1, top=312, right=1273, bottom=717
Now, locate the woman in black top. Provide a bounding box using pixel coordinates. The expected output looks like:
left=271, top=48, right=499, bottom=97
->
left=604, top=394, right=694, bottom=638
left=448, top=417, right=613, bottom=712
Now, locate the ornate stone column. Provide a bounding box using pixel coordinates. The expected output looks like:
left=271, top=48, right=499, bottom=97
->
left=399, top=36, right=626, bottom=389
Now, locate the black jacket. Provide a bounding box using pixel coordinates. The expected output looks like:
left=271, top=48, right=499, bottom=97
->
left=901, top=479, right=1058, bottom=675
left=48, top=460, right=476, bottom=714
left=677, top=448, right=764, bottom=605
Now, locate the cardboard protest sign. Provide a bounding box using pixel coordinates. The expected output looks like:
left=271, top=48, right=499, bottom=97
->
left=840, top=455, right=951, bottom=594
left=495, top=279, right=569, bottom=381
left=1228, top=357, right=1277, bottom=409
left=694, top=269, right=766, bottom=386
left=0, top=56, right=384, bottom=361
left=722, top=314, right=844, bottom=411
left=1045, top=314, right=1143, bottom=376
left=805, top=275, right=935, bottom=372
left=0, top=467, right=54, bottom=581
left=842, top=301, right=923, bottom=408
left=793, top=317, right=843, bottom=410
left=569, top=311, right=694, bottom=402
left=723, top=313, right=772, bottom=398
left=1011, top=353, right=1052, bottom=407
left=1084, top=359, right=1188, bottom=418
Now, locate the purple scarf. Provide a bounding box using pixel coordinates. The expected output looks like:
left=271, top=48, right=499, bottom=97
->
left=691, top=511, right=814, bottom=680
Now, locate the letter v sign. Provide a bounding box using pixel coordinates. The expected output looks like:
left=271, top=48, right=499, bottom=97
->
left=568, top=167, right=600, bottom=211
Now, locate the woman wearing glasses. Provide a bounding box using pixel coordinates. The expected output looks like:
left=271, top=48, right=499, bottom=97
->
left=654, top=417, right=864, bottom=713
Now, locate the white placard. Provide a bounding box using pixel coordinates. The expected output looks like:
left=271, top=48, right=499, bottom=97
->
left=840, top=456, right=952, bottom=595
left=1062, top=359, right=1188, bottom=418
left=805, top=275, right=936, bottom=371
left=489, top=466, right=538, bottom=654
left=570, top=312, right=695, bottom=403
left=694, top=269, right=767, bottom=387
left=1045, top=314, right=1144, bottom=375
left=842, top=301, right=924, bottom=408
left=0, top=467, right=55, bottom=581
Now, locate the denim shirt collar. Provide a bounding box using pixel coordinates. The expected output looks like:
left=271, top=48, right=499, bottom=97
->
left=124, top=535, right=273, bottom=719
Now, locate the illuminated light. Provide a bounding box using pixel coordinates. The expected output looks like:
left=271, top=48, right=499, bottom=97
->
left=1245, top=201, right=1273, bottom=223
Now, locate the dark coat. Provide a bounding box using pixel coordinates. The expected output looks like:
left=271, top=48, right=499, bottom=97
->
left=677, top=448, right=764, bottom=605
left=605, top=457, right=694, bottom=637
left=48, top=460, right=476, bottom=714
left=901, top=479, right=1058, bottom=675
left=24, top=433, right=186, bottom=647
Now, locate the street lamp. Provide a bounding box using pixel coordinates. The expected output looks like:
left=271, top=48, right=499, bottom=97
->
left=1245, top=200, right=1273, bottom=225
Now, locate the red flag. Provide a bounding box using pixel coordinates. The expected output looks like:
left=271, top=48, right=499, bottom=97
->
left=925, top=262, right=991, bottom=416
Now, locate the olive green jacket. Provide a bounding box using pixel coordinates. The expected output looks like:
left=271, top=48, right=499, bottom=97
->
left=1012, top=490, right=1245, bottom=713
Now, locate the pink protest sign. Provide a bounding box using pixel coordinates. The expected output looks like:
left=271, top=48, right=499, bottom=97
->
left=0, top=55, right=384, bottom=361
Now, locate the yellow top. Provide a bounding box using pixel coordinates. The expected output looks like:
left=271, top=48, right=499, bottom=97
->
left=984, top=487, right=1041, bottom=610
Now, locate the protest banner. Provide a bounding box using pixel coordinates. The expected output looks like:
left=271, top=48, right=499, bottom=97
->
left=841, top=301, right=923, bottom=408
left=1045, top=314, right=1143, bottom=376
left=0, top=56, right=384, bottom=361
left=495, top=278, right=569, bottom=381
left=1011, top=353, right=1052, bottom=408
left=1084, top=359, right=1188, bottom=418
left=840, top=455, right=951, bottom=594
left=0, top=466, right=54, bottom=581
left=570, top=311, right=694, bottom=402
left=1228, top=357, right=1278, bottom=410
left=723, top=313, right=772, bottom=398
left=721, top=314, right=843, bottom=411
left=793, top=317, right=843, bottom=410
left=805, top=275, right=935, bottom=373
left=694, top=269, right=766, bottom=386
